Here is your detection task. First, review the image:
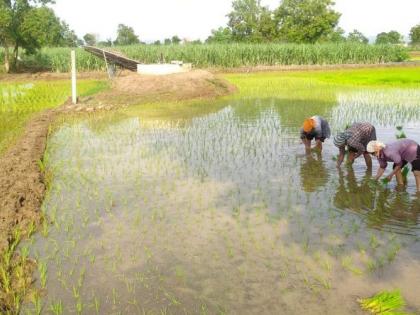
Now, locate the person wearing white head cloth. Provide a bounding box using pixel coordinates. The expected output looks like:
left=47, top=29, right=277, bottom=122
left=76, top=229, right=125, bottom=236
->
left=334, top=122, right=377, bottom=168
left=367, top=139, right=420, bottom=192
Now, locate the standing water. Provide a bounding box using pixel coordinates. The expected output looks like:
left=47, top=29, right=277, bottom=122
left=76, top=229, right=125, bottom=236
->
left=23, top=83, right=420, bottom=314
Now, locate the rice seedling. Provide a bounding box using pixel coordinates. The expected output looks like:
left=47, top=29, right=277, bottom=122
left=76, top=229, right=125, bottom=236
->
left=0, top=80, right=107, bottom=155
left=49, top=300, right=63, bottom=315
left=358, top=290, right=411, bottom=315
left=341, top=256, right=363, bottom=276
left=18, top=70, right=420, bottom=314
left=38, top=261, right=48, bottom=289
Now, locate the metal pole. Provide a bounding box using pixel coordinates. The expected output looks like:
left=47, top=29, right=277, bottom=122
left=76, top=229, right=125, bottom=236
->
left=71, top=50, right=77, bottom=104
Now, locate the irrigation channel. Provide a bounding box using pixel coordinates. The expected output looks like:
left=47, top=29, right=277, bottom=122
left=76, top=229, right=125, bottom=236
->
left=21, top=80, right=420, bottom=314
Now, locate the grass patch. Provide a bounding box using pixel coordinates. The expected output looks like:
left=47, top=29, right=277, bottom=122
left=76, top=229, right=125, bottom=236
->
left=0, top=80, right=108, bottom=155
left=224, top=66, right=420, bottom=92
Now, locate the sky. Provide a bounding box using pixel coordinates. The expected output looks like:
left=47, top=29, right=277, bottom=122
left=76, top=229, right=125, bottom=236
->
left=52, top=0, right=420, bottom=42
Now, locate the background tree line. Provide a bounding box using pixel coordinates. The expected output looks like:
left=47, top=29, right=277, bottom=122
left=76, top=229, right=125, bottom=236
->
left=1, top=0, right=420, bottom=73
left=206, top=0, right=420, bottom=46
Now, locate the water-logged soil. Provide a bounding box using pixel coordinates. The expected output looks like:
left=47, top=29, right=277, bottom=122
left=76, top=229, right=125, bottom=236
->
left=22, top=84, right=420, bottom=314
left=0, top=71, right=236, bottom=313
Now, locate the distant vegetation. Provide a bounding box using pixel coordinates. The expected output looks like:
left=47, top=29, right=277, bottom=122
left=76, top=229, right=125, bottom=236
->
left=0, top=0, right=419, bottom=72
left=0, top=43, right=409, bottom=72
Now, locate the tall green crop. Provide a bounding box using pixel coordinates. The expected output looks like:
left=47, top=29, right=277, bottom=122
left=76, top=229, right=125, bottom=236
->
left=0, top=43, right=409, bottom=72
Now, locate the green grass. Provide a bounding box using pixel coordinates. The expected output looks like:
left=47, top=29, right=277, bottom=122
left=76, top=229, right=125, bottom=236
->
left=224, top=66, right=420, bottom=96
left=0, top=43, right=409, bottom=72
left=0, top=80, right=108, bottom=155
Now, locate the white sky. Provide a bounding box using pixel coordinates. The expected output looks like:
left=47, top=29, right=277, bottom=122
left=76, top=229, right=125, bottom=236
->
left=52, top=0, right=420, bottom=42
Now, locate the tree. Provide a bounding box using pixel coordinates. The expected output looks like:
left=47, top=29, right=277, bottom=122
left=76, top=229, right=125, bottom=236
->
left=347, top=29, right=368, bottom=44
left=227, top=0, right=266, bottom=42
left=206, top=27, right=233, bottom=43
left=83, top=33, right=97, bottom=46
left=153, top=40, right=161, bottom=45
left=375, top=31, right=404, bottom=45
left=326, top=27, right=346, bottom=42
left=60, top=22, right=79, bottom=47
left=114, top=24, right=140, bottom=46
left=0, top=0, right=66, bottom=72
left=409, top=24, right=420, bottom=45
left=164, top=38, right=171, bottom=45
left=171, top=35, right=181, bottom=45
left=274, top=0, right=341, bottom=43
left=257, top=7, right=277, bottom=41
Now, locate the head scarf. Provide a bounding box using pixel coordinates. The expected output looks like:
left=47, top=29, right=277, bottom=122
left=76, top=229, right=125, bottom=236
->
left=303, top=118, right=315, bottom=133
left=367, top=141, right=386, bottom=153
left=333, top=130, right=352, bottom=147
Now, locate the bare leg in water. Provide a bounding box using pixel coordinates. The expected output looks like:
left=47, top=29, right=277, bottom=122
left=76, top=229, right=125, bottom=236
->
left=414, top=170, right=420, bottom=193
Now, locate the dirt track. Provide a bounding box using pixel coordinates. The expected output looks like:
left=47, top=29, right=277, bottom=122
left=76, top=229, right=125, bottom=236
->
left=0, top=70, right=235, bottom=254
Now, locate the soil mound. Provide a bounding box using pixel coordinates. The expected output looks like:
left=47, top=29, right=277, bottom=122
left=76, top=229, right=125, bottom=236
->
left=93, top=70, right=236, bottom=105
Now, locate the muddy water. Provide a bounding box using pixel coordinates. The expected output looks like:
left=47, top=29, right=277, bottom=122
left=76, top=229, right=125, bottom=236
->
left=24, top=87, right=420, bottom=314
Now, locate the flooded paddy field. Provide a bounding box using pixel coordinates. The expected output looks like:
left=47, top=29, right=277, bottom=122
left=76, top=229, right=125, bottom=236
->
left=22, top=73, right=420, bottom=314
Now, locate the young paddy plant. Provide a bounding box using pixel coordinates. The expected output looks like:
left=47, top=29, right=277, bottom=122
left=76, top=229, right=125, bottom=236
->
left=358, top=290, right=411, bottom=315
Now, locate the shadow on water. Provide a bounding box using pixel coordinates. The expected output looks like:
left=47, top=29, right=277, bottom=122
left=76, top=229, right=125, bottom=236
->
left=334, top=168, right=420, bottom=236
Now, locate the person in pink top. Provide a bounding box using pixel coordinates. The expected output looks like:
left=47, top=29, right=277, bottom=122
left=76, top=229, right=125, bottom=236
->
left=367, top=139, right=420, bottom=192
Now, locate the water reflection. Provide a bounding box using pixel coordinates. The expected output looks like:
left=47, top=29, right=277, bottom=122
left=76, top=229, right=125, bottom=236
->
left=334, top=168, right=420, bottom=235
left=300, top=151, right=330, bottom=193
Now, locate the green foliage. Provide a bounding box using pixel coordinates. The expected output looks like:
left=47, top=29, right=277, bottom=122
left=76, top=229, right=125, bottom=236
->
left=0, top=0, right=78, bottom=72
left=206, top=27, right=233, bottom=43
left=409, top=24, right=420, bottom=45
left=83, top=33, right=97, bottom=46
left=227, top=0, right=273, bottom=42
left=275, top=0, right=341, bottom=43
left=0, top=80, right=107, bottom=154
left=0, top=43, right=408, bottom=72
left=114, top=24, right=140, bottom=46
left=171, top=35, right=181, bottom=45
left=325, top=27, right=346, bottom=43
left=358, top=290, right=411, bottom=315
left=347, top=29, right=369, bottom=44
left=20, top=6, right=63, bottom=50
left=375, top=31, right=404, bottom=45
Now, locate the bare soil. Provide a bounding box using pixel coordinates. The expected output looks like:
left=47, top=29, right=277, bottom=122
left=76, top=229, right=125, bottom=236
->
left=0, top=109, right=57, bottom=252
left=89, top=70, right=236, bottom=106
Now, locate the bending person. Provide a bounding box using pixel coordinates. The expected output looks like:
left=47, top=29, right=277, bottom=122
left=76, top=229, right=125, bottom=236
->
left=334, top=122, right=376, bottom=168
left=300, top=116, right=331, bottom=152
left=367, top=139, right=420, bottom=192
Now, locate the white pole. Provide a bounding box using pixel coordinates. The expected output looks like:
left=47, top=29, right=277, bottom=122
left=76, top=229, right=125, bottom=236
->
left=71, top=50, right=77, bottom=104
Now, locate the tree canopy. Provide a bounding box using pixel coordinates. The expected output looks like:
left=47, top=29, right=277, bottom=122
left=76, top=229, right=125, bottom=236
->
left=1, top=0, right=79, bottom=72
left=274, top=0, right=341, bottom=43
left=209, top=0, right=341, bottom=44
left=83, top=33, right=97, bottom=46
left=347, top=29, right=368, bottom=44
left=409, top=24, right=420, bottom=45
left=114, top=24, right=140, bottom=46
left=375, top=31, right=404, bottom=45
